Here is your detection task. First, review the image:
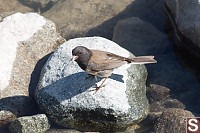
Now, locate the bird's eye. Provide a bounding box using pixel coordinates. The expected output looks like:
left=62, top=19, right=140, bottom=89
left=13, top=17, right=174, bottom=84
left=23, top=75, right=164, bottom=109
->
left=79, top=52, right=82, bottom=54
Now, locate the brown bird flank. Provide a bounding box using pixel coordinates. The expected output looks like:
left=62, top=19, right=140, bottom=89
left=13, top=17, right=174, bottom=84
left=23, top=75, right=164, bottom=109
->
left=72, top=46, right=157, bottom=92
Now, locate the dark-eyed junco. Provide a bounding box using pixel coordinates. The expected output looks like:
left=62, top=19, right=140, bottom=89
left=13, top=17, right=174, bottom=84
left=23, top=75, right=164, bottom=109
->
left=72, top=46, right=157, bottom=92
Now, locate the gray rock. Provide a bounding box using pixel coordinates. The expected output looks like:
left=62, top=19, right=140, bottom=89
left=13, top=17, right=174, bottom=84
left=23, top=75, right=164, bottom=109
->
left=35, top=37, right=150, bottom=132
left=9, top=114, right=50, bottom=133
left=0, top=13, right=65, bottom=126
left=113, top=17, right=170, bottom=56
left=153, top=108, right=194, bottom=133
left=165, top=0, right=200, bottom=54
left=0, top=110, right=16, bottom=128
left=42, top=0, right=134, bottom=39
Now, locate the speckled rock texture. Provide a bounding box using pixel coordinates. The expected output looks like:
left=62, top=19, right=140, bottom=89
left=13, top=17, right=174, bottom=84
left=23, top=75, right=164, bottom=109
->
left=0, top=12, right=65, bottom=126
left=0, top=111, right=16, bottom=128
left=35, top=37, right=150, bottom=132
left=153, top=108, right=194, bottom=133
left=9, top=114, right=50, bottom=133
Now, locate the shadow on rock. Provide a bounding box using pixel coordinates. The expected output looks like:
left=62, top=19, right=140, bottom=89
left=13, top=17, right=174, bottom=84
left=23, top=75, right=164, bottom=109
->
left=0, top=96, right=34, bottom=117
left=29, top=53, right=52, bottom=99
left=37, top=72, right=124, bottom=102
left=17, top=0, right=56, bottom=13
left=0, top=53, right=52, bottom=119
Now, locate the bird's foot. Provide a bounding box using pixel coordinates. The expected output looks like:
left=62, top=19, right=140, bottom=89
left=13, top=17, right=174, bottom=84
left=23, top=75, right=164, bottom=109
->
left=90, top=85, right=106, bottom=93
left=89, top=77, right=108, bottom=94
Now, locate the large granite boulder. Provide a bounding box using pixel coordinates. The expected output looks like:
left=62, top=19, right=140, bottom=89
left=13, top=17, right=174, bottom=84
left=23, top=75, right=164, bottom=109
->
left=0, top=12, right=65, bottom=127
left=35, top=37, right=150, bottom=132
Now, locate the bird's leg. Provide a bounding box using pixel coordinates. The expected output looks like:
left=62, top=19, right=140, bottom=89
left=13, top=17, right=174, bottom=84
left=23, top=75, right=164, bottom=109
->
left=92, top=77, right=108, bottom=93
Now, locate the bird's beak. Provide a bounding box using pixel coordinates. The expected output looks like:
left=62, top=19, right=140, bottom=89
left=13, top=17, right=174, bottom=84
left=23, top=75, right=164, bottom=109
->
left=71, top=55, right=78, bottom=61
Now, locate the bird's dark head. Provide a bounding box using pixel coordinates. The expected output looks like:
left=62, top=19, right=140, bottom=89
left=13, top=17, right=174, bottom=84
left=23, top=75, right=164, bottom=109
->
left=71, top=46, right=92, bottom=70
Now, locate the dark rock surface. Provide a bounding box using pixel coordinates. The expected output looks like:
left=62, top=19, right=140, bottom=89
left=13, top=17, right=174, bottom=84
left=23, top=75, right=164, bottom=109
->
left=165, top=0, right=200, bottom=55
left=147, top=84, right=185, bottom=120
left=113, top=17, right=170, bottom=56
left=112, top=13, right=200, bottom=114
left=153, top=108, right=194, bottom=133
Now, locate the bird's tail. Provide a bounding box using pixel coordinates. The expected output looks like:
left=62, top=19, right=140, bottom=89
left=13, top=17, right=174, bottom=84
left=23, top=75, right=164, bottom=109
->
left=129, top=56, right=157, bottom=64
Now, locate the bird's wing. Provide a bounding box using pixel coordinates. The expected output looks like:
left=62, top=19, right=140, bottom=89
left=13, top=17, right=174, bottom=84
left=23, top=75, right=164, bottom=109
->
left=87, top=50, right=129, bottom=71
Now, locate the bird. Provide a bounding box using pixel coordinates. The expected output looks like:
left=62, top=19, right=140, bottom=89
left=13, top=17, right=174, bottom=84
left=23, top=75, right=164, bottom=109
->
left=71, top=46, right=157, bottom=92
